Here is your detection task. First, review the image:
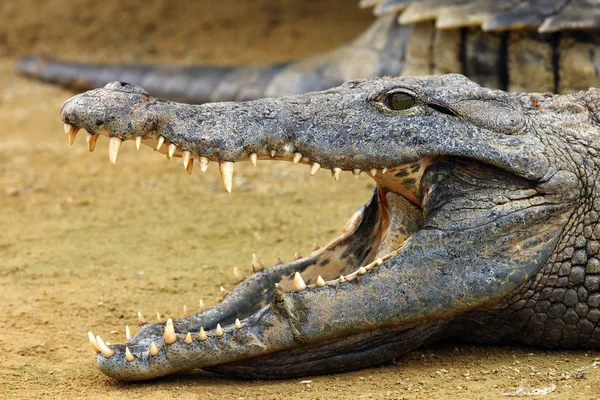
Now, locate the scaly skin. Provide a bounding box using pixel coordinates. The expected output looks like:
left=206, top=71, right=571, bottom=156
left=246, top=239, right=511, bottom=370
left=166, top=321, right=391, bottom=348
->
left=20, top=0, right=600, bottom=99
left=61, top=75, right=600, bottom=381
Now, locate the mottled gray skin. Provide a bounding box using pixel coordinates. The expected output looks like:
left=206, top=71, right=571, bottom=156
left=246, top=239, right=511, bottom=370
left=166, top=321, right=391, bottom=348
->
left=61, top=75, right=600, bottom=381
left=20, top=0, right=600, bottom=101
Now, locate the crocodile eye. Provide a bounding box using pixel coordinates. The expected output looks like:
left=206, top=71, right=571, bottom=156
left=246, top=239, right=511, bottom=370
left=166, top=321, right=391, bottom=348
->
left=385, top=93, right=415, bottom=111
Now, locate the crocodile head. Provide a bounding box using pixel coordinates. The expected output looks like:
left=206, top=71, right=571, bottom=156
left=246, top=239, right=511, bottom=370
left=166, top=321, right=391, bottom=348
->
left=60, top=74, right=591, bottom=381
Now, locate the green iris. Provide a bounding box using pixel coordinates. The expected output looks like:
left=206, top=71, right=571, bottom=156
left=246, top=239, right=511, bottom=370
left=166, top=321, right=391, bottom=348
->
left=386, top=93, right=415, bottom=111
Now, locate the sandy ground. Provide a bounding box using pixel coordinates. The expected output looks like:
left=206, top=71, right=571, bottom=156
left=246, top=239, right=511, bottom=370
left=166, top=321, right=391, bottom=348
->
left=1, top=1, right=600, bottom=399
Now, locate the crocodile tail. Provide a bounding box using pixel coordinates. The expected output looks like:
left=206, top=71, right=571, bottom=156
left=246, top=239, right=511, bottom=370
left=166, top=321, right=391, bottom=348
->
left=18, top=14, right=412, bottom=104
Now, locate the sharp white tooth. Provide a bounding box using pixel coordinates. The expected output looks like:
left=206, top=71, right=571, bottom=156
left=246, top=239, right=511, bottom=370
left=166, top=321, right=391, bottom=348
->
left=125, top=346, right=135, bottom=361
left=149, top=341, right=159, bottom=356
left=293, top=272, right=306, bottom=291
left=220, top=286, right=227, bottom=299
left=156, top=312, right=162, bottom=322
left=376, top=258, right=383, bottom=266
left=215, top=323, right=224, bottom=337
left=316, top=276, right=326, bottom=287
left=219, top=161, right=234, bottom=193
left=352, top=169, right=361, bottom=179
left=156, top=136, right=165, bottom=151
left=294, top=252, right=302, bottom=260
left=339, top=275, right=346, bottom=283
left=249, top=153, right=258, bottom=167
left=358, top=267, right=367, bottom=275
left=88, top=331, right=100, bottom=354
left=382, top=168, right=388, bottom=174
left=86, top=133, right=99, bottom=152
left=182, top=151, right=191, bottom=169
left=235, top=318, right=242, bottom=329
left=185, top=158, right=194, bottom=175
left=185, top=332, right=193, bottom=344
left=270, top=150, right=276, bottom=158
left=310, top=163, right=321, bottom=176
left=332, top=168, right=342, bottom=181
left=164, top=318, right=177, bottom=344
left=312, top=243, right=320, bottom=251
left=95, top=335, right=115, bottom=358
left=168, top=143, right=177, bottom=158
left=108, top=137, right=122, bottom=165
left=199, top=327, right=208, bottom=341
left=293, top=152, right=303, bottom=164
left=183, top=305, right=188, bottom=317
left=199, top=299, right=205, bottom=312
left=370, top=168, right=378, bottom=176
left=64, top=123, right=73, bottom=135
left=125, top=325, right=132, bottom=341
left=199, top=156, right=209, bottom=172
left=233, top=266, right=246, bottom=283
left=251, top=253, right=264, bottom=273
left=135, top=136, right=142, bottom=150
left=137, top=311, right=146, bottom=326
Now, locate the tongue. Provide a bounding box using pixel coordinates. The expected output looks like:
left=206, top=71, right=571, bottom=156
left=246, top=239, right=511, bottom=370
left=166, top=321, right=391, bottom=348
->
left=375, top=192, right=423, bottom=258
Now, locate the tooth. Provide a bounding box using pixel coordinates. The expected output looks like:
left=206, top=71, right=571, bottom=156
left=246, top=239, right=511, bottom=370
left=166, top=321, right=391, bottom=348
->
left=108, top=137, right=122, bottom=165
left=312, top=243, right=320, bottom=251
left=249, top=153, right=258, bottom=167
left=135, top=136, right=142, bottom=150
left=215, top=323, right=224, bottom=337
left=182, top=151, right=191, bottom=169
left=358, top=267, right=367, bottom=275
left=86, top=133, right=99, bottom=152
left=156, top=312, right=162, bottom=322
left=185, top=158, right=194, bottom=175
left=95, top=335, right=115, bottom=358
left=352, top=169, right=361, bottom=179
left=137, top=311, right=146, bottom=326
left=370, top=168, right=378, bottom=176
left=294, top=252, right=302, bottom=260
left=293, top=272, right=306, bottom=291
left=382, top=168, right=388, bottom=174
left=332, top=168, right=342, bottom=181
left=199, top=156, right=209, bottom=172
left=376, top=258, right=383, bottom=266
left=125, top=346, right=135, bottom=361
left=274, top=256, right=284, bottom=266
left=88, top=331, right=100, bottom=353
left=220, top=286, right=227, bottom=299
left=339, top=275, right=346, bottom=283
left=199, top=299, right=205, bottom=312
left=68, top=129, right=79, bottom=146
left=183, top=305, right=188, bottom=317
left=64, top=123, right=75, bottom=135
left=219, top=161, right=234, bottom=193
left=316, top=276, right=326, bottom=287
left=251, top=253, right=264, bottom=273
left=156, top=136, right=165, bottom=151
left=164, top=318, right=177, bottom=344
left=293, top=152, right=303, bottom=164
left=235, top=318, right=242, bottom=330
left=233, top=266, right=246, bottom=283
left=185, top=332, right=193, bottom=344
left=199, top=327, right=208, bottom=341
left=270, top=150, right=276, bottom=158
left=125, top=325, right=132, bottom=341
left=168, top=143, right=177, bottom=158
left=149, top=341, right=159, bottom=356
left=310, top=163, right=321, bottom=176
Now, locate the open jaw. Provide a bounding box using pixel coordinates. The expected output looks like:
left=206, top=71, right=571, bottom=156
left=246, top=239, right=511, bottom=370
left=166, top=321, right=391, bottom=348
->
left=60, top=76, right=574, bottom=381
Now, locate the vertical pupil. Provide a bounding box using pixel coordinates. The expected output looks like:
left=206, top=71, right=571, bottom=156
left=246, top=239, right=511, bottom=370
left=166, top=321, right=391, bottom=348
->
left=388, top=93, right=414, bottom=110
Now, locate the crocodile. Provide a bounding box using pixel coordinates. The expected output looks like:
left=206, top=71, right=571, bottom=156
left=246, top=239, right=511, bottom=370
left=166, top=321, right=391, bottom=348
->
left=18, top=0, right=600, bottom=101
left=60, top=74, right=600, bottom=381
